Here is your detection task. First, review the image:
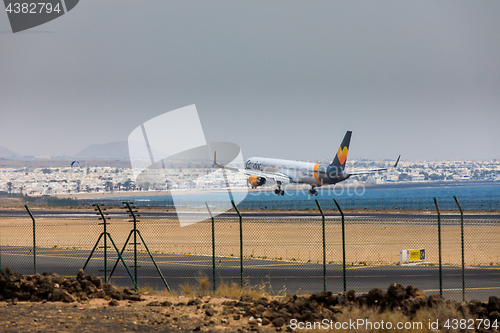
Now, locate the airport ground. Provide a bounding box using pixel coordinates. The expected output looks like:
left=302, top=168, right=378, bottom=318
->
left=1, top=207, right=500, bottom=332
left=1, top=208, right=499, bottom=302
left=2, top=248, right=500, bottom=302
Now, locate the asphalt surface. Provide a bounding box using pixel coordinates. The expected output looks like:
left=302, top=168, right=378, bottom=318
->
left=2, top=246, right=499, bottom=302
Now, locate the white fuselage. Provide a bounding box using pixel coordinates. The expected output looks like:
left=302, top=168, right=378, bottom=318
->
left=245, top=157, right=324, bottom=186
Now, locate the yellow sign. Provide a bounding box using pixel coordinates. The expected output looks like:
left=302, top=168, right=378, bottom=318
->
left=409, top=249, right=425, bottom=261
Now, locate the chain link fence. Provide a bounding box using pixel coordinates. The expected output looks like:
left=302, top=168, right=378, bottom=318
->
left=0, top=198, right=499, bottom=301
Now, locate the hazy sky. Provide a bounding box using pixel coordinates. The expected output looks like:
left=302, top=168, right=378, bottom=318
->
left=1, top=0, right=499, bottom=161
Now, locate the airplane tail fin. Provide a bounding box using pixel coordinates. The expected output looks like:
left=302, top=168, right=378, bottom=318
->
left=330, top=131, right=352, bottom=171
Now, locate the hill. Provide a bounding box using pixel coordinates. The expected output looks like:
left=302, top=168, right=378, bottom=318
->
left=0, top=146, right=21, bottom=159
left=75, top=141, right=131, bottom=160
left=75, top=141, right=167, bottom=160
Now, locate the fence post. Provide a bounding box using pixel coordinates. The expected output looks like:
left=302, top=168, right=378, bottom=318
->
left=453, top=196, right=465, bottom=302
left=25, top=204, right=37, bottom=274
left=132, top=203, right=138, bottom=283
left=333, top=199, right=346, bottom=293
left=83, top=204, right=138, bottom=289
left=433, top=198, right=442, bottom=297
left=108, top=202, right=170, bottom=292
left=99, top=204, right=108, bottom=283
left=231, top=200, right=243, bottom=289
left=315, top=200, right=326, bottom=292
left=205, top=202, right=216, bottom=292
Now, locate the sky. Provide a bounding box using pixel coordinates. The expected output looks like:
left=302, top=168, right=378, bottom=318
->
left=0, top=0, right=499, bottom=161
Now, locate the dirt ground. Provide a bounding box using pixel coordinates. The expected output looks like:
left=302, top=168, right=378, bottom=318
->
left=0, top=295, right=286, bottom=333
left=2, top=285, right=500, bottom=333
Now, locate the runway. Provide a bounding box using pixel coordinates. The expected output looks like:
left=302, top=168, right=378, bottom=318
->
left=2, top=246, right=499, bottom=301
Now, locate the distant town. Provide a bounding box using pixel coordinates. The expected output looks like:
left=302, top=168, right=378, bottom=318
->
left=1, top=159, right=498, bottom=196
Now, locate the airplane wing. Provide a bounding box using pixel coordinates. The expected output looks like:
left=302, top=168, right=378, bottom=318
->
left=213, top=152, right=292, bottom=184
left=346, top=155, right=401, bottom=176
left=238, top=169, right=292, bottom=183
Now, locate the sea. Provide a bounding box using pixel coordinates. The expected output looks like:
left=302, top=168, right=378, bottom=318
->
left=85, top=181, right=500, bottom=211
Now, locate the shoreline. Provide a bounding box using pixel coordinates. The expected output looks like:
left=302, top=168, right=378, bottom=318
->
left=52, top=180, right=499, bottom=200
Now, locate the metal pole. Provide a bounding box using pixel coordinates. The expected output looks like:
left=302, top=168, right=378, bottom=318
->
left=453, top=196, right=465, bottom=302
left=134, top=206, right=137, bottom=284
left=109, top=230, right=133, bottom=278
left=110, top=202, right=169, bottom=291
left=205, top=202, right=216, bottom=291
left=136, top=230, right=170, bottom=292
left=125, top=202, right=138, bottom=284
left=83, top=233, right=104, bottom=270
left=231, top=200, right=243, bottom=289
left=107, top=235, right=138, bottom=290
left=433, top=198, right=442, bottom=297
left=25, top=204, right=37, bottom=274
left=315, top=200, right=326, bottom=292
left=333, top=199, right=346, bottom=292
left=83, top=204, right=137, bottom=288
left=95, top=204, right=108, bottom=283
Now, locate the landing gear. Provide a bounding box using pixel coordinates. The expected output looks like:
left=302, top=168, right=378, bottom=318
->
left=274, top=182, right=285, bottom=196
left=308, top=186, right=318, bottom=196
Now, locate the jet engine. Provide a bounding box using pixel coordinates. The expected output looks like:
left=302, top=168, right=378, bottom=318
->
left=248, top=175, right=266, bottom=187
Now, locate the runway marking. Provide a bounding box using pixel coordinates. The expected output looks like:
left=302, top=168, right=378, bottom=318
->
left=423, top=286, right=500, bottom=293
left=109, top=275, right=500, bottom=285
left=0, top=253, right=307, bottom=268
left=1, top=252, right=312, bottom=267
left=109, top=275, right=347, bottom=280
left=346, top=265, right=378, bottom=270
left=467, top=266, right=500, bottom=270
left=4, top=252, right=500, bottom=272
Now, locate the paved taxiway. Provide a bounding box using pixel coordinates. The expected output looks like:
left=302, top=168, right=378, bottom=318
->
left=2, top=247, right=499, bottom=301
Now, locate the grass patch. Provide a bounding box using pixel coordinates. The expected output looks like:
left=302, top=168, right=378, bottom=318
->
left=214, top=280, right=270, bottom=300
left=143, top=270, right=274, bottom=299
left=196, top=273, right=211, bottom=297
left=299, top=302, right=473, bottom=332
left=177, top=272, right=212, bottom=297
left=137, top=283, right=177, bottom=297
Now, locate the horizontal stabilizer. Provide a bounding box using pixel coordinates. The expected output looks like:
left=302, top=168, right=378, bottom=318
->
left=347, top=155, right=401, bottom=176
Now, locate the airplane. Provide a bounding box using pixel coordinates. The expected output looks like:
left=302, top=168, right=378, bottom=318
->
left=213, top=131, right=400, bottom=196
